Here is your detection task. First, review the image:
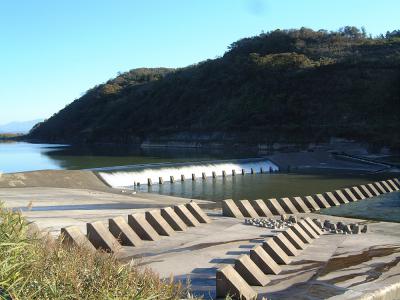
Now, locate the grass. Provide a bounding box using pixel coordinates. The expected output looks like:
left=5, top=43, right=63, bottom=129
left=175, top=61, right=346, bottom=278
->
left=0, top=203, right=195, bottom=300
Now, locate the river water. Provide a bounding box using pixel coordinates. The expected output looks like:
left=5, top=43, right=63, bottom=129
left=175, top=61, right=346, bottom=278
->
left=0, top=141, right=398, bottom=222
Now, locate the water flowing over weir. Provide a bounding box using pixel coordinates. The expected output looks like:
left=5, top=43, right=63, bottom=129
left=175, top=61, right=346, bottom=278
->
left=97, top=158, right=279, bottom=188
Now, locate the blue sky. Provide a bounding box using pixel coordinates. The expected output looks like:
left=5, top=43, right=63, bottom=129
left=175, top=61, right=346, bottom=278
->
left=0, top=0, right=399, bottom=124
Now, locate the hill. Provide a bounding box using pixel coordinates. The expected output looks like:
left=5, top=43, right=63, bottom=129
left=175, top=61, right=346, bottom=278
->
left=0, top=119, right=43, bottom=134
left=28, top=27, right=400, bottom=150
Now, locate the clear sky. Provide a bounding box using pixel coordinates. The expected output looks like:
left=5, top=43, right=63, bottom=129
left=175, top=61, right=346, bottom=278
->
left=1, top=0, right=399, bottom=124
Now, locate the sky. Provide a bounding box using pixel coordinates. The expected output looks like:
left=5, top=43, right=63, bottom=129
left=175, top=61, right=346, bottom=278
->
left=0, top=0, right=399, bottom=125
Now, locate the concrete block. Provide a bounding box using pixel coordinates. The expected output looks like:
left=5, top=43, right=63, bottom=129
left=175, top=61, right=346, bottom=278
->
left=351, top=186, right=366, bottom=200
left=291, top=197, right=311, bottom=213
left=334, top=190, right=350, bottom=204
left=373, top=182, right=387, bottom=194
left=304, top=217, right=323, bottom=235
left=343, top=188, right=358, bottom=202
left=160, top=207, right=187, bottom=231
left=237, top=200, right=259, bottom=218
left=359, top=185, right=373, bottom=198
left=283, top=228, right=307, bottom=250
left=265, top=198, right=286, bottom=216
left=387, top=179, right=399, bottom=191
left=367, top=183, right=381, bottom=196
left=128, top=213, right=160, bottom=241
left=109, top=216, right=143, bottom=246
left=222, top=199, right=244, bottom=218
left=249, top=245, right=282, bottom=275
left=298, top=219, right=319, bottom=239
left=145, top=210, right=175, bottom=236
left=303, top=196, right=321, bottom=211
left=393, top=178, right=400, bottom=188
left=313, top=194, right=331, bottom=208
left=186, top=202, right=212, bottom=223
left=251, top=199, right=274, bottom=217
left=262, top=239, right=291, bottom=265
left=273, top=232, right=299, bottom=256
left=174, top=204, right=201, bottom=226
left=87, top=221, right=120, bottom=252
left=216, top=265, right=257, bottom=300
left=290, top=223, right=313, bottom=244
left=381, top=181, right=394, bottom=192
left=324, top=192, right=341, bottom=206
left=279, top=197, right=299, bottom=214
left=61, top=226, right=96, bottom=252
left=234, top=254, right=270, bottom=286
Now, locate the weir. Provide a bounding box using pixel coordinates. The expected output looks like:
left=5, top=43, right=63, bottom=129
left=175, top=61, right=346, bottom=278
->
left=97, top=158, right=279, bottom=188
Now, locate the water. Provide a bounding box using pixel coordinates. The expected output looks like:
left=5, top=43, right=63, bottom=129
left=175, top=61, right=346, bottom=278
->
left=0, top=141, right=255, bottom=173
left=320, top=192, right=400, bottom=222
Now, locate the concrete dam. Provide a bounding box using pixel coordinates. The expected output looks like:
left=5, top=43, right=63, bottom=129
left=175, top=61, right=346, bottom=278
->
left=97, top=158, right=279, bottom=188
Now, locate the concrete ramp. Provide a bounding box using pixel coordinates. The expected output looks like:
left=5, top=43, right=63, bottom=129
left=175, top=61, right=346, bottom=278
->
left=313, top=194, right=331, bottom=208
left=216, top=265, right=257, bottom=300
left=387, top=179, right=399, bottom=191
left=237, top=200, right=259, bottom=218
left=87, top=221, right=120, bottom=252
left=262, top=239, right=291, bottom=265
left=291, top=197, right=311, bottom=213
left=350, top=186, right=366, bottom=200
left=334, top=190, right=350, bottom=204
left=304, top=217, right=323, bottom=235
left=290, top=223, right=313, bottom=244
left=368, top=183, right=381, bottom=196
left=145, top=210, right=175, bottom=236
left=222, top=199, right=244, bottom=218
left=273, top=232, right=300, bottom=256
left=249, top=245, right=282, bottom=275
left=161, top=207, right=188, bottom=231
left=303, top=196, right=320, bottom=211
left=373, top=182, right=387, bottom=194
left=283, top=228, right=307, bottom=250
left=359, top=185, right=373, bottom=198
left=128, top=213, right=161, bottom=241
left=234, top=254, right=270, bottom=286
left=109, top=216, right=143, bottom=246
left=298, top=219, right=319, bottom=239
left=61, top=226, right=96, bottom=252
left=381, top=181, right=394, bottom=192
left=251, top=199, right=274, bottom=217
left=343, top=188, right=358, bottom=202
left=323, top=192, right=341, bottom=206
left=186, top=202, right=212, bottom=223
left=266, top=198, right=286, bottom=216
left=279, top=197, right=299, bottom=214
left=174, top=204, right=201, bottom=227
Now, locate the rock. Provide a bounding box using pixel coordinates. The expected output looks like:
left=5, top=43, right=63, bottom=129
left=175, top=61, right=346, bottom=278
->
left=361, top=225, right=368, bottom=233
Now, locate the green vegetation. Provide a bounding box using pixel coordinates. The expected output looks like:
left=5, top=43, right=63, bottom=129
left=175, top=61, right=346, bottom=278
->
left=0, top=134, right=22, bottom=140
left=29, top=27, right=400, bottom=149
left=0, top=204, right=189, bottom=300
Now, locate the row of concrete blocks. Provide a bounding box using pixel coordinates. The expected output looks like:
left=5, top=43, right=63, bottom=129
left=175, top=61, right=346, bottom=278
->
left=145, top=167, right=276, bottom=185
left=222, top=178, right=400, bottom=218
left=216, top=217, right=323, bottom=299
left=60, top=202, right=211, bottom=253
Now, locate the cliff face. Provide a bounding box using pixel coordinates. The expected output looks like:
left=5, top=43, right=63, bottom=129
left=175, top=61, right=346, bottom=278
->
left=29, top=28, right=400, bottom=149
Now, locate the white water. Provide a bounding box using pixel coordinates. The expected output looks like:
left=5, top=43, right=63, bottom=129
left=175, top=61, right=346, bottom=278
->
left=99, top=159, right=279, bottom=188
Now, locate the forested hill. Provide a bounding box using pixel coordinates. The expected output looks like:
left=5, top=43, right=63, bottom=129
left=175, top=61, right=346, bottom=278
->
left=29, top=27, right=400, bottom=149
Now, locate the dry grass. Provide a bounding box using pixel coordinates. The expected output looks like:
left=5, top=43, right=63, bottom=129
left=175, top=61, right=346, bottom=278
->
left=0, top=203, right=196, bottom=300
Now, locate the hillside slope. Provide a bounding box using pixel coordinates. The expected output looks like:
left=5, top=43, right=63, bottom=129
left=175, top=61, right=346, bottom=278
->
left=29, top=28, right=400, bottom=149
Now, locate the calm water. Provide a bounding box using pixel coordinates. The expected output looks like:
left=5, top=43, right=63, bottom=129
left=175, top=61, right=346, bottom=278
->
left=0, top=142, right=254, bottom=173
left=0, top=141, right=398, bottom=222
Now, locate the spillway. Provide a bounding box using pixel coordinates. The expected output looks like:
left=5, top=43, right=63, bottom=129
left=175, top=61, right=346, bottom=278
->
left=97, top=158, right=279, bottom=188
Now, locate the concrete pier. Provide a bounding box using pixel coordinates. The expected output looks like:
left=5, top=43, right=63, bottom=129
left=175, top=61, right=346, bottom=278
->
left=249, top=245, right=282, bottom=275
left=279, top=197, right=299, bottom=214
left=290, top=223, right=313, bottom=244
left=237, top=200, right=259, bottom=218
left=160, top=207, right=188, bottom=231
left=273, top=232, right=300, bottom=256
left=282, top=228, right=307, bottom=250
left=186, top=202, right=212, bottom=223
left=334, top=189, right=350, bottom=204
left=174, top=204, right=200, bottom=227
left=251, top=199, right=274, bottom=217
left=61, top=226, right=96, bottom=252
left=323, top=192, right=341, bottom=206
left=303, top=196, right=321, bottom=211
left=350, top=186, right=366, bottom=200
left=291, top=197, right=311, bottom=213
left=266, top=198, right=286, bottom=216
left=222, top=199, right=244, bottom=218
left=313, top=194, right=331, bottom=208
left=343, top=188, right=358, bottom=202
left=262, top=239, right=291, bottom=265
left=216, top=265, right=257, bottom=300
